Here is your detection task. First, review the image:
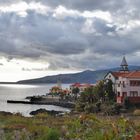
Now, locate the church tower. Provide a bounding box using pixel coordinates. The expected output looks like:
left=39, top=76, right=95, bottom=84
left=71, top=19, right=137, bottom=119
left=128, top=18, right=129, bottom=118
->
left=120, top=56, right=129, bottom=71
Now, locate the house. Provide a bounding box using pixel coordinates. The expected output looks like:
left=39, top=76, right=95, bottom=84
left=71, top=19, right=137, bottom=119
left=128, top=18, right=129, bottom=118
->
left=70, top=83, right=94, bottom=93
left=49, top=86, right=62, bottom=94
left=105, top=56, right=140, bottom=104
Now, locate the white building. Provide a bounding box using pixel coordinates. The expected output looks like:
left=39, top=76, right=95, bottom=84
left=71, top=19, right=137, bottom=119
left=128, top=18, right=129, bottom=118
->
left=70, top=83, right=94, bottom=93
left=105, top=56, right=140, bottom=104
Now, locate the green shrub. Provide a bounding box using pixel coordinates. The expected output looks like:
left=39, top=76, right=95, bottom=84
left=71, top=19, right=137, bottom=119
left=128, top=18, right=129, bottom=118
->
left=102, top=103, right=122, bottom=115
left=133, top=109, right=140, bottom=116
left=124, top=97, right=131, bottom=109
left=84, top=104, right=98, bottom=113
left=34, top=113, right=48, bottom=120
left=95, top=102, right=101, bottom=112
left=46, top=129, right=60, bottom=140
left=75, top=102, right=85, bottom=112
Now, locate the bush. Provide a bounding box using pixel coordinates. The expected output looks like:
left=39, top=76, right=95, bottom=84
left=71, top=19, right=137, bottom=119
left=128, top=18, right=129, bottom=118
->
left=95, top=102, right=101, bottom=112
left=113, top=103, right=122, bottom=114
left=84, top=104, right=98, bottom=113
left=103, top=103, right=122, bottom=115
left=133, top=109, right=140, bottom=116
left=46, top=129, right=60, bottom=140
left=103, top=106, right=114, bottom=115
left=75, top=102, right=85, bottom=112
left=124, top=97, right=131, bottom=109
left=34, top=113, right=48, bottom=120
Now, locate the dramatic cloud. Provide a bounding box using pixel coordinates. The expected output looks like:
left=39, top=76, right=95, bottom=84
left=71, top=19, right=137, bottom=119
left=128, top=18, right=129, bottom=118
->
left=34, top=0, right=125, bottom=11
left=0, top=0, right=140, bottom=73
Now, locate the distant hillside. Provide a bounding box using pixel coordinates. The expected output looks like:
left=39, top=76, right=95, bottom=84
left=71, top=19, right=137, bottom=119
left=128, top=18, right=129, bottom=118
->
left=17, top=66, right=140, bottom=84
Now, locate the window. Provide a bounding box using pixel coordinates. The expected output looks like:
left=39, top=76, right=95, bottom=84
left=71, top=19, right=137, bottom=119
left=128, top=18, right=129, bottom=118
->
left=117, top=81, right=126, bottom=87
left=123, top=81, right=125, bottom=88
left=130, top=91, right=138, bottom=97
left=122, top=92, right=127, bottom=97
left=118, top=81, right=121, bottom=87
left=130, top=80, right=140, bottom=86
left=117, top=92, right=120, bottom=97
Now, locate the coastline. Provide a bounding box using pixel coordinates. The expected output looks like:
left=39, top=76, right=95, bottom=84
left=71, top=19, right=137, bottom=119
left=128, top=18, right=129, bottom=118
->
left=7, top=100, right=75, bottom=108
left=0, top=83, right=71, bottom=116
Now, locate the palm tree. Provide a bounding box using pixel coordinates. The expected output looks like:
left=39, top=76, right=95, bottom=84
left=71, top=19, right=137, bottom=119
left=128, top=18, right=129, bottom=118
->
left=72, top=87, right=80, bottom=100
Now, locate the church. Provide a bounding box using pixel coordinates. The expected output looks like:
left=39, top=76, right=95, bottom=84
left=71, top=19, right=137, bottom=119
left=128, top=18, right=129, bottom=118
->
left=104, top=56, right=140, bottom=104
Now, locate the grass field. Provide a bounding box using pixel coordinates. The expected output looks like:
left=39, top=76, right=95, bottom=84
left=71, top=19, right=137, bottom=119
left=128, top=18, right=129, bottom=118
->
left=0, top=112, right=139, bottom=140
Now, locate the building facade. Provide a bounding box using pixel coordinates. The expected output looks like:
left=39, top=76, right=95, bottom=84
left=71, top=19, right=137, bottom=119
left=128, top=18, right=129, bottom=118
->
left=70, top=83, right=94, bottom=93
left=105, top=56, right=140, bottom=104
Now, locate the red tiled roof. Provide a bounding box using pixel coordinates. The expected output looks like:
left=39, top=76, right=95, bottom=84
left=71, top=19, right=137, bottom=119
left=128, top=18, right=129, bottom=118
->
left=112, top=71, right=140, bottom=78
left=112, top=72, right=129, bottom=77
left=71, top=83, right=93, bottom=87
left=71, top=83, right=81, bottom=87
left=126, top=71, right=140, bottom=78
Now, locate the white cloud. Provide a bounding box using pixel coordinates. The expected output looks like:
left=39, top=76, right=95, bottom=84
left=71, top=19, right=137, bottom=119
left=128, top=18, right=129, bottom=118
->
left=82, top=10, right=112, bottom=22
left=0, top=2, right=113, bottom=22
left=81, top=19, right=95, bottom=34
left=53, top=5, right=113, bottom=23
left=127, top=20, right=140, bottom=30
left=0, top=1, right=51, bottom=17
left=53, top=5, right=80, bottom=19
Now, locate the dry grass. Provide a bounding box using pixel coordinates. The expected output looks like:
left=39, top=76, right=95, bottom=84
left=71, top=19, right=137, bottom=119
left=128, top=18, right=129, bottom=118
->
left=0, top=113, right=139, bottom=140
left=133, top=109, right=140, bottom=116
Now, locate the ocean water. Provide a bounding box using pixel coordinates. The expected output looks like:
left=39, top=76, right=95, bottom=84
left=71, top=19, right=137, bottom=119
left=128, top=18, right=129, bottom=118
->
left=0, top=84, right=70, bottom=116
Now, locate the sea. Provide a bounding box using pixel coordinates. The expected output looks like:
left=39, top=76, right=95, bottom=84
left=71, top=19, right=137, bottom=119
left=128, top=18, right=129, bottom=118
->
left=0, top=84, right=70, bottom=116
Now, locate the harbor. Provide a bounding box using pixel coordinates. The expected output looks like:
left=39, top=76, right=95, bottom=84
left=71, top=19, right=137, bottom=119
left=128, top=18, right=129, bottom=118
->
left=6, top=83, right=76, bottom=109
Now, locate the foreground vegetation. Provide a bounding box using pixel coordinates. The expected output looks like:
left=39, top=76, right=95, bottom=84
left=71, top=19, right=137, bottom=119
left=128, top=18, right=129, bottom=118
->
left=0, top=112, right=140, bottom=140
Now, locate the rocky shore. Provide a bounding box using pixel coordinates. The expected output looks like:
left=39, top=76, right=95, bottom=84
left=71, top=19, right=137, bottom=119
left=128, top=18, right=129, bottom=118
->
left=30, top=108, right=64, bottom=116
left=7, top=99, right=75, bottom=108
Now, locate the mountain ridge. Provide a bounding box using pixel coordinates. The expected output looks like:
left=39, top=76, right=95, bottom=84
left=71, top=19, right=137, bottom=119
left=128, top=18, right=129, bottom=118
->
left=17, top=65, right=140, bottom=84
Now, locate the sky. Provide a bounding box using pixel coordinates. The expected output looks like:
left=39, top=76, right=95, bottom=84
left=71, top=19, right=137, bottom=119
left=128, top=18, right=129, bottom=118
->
left=0, top=0, right=140, bottom=82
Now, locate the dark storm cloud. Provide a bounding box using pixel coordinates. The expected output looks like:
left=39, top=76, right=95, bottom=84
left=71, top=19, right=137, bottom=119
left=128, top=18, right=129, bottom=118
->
left=47, top=40, right=87, bottom=55
left=0, top=38, right=17, bottom=54
left=0, top=0, right=128, bottom=12
left=93, top=19, right=117, bottom=34
left=33, top=0, right=125, bottom=11
left=0, top=0, right=140, bottom=70
left=0, top=0, right=19, bottom=5
left=90, top=35, right=140, bottom=55
left=0, top=11, right=86, bottom=58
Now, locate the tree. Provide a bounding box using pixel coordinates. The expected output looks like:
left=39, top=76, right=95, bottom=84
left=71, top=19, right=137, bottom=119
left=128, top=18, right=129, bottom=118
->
left=72, top=87, right=80, bottom=100
left=72, top=87, right=80, bottom=94
left=93, top=80, right=105, bottom=101
left=84, top=86, right=97, bottom=103
left=80, top=92, right=87, bottom=102
left=59, top=92, right=64, bottom=100
left=79, top=86, right=97, bottom=103
left=104, top=79, right=115, bottom=101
